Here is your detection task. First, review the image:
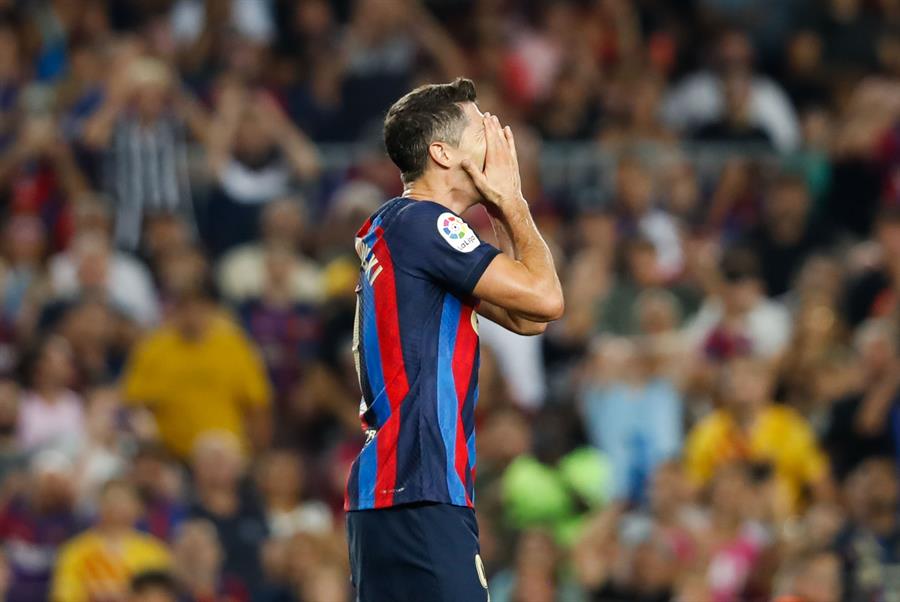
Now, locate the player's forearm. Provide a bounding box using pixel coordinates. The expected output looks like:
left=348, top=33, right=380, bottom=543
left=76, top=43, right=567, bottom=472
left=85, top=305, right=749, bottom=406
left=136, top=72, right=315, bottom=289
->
left=488, top=211, right=517, bottom=258
left=497, top=198, right=563, bottom=318
left=477, top=300, right=547, bottom=336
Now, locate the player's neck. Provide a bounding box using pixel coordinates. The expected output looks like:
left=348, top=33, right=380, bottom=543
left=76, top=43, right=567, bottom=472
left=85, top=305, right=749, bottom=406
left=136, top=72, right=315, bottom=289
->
left=403, top=175, right=474, bottom=216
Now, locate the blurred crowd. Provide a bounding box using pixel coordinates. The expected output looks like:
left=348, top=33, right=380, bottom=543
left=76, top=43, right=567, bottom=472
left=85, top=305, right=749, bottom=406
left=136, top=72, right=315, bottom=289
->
left=0, top=0, right=899, bottom=601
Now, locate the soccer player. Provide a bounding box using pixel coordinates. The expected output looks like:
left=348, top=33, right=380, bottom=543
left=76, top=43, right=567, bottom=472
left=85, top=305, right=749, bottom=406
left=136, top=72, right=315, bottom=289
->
left=346, top=78, right=563, bottom=601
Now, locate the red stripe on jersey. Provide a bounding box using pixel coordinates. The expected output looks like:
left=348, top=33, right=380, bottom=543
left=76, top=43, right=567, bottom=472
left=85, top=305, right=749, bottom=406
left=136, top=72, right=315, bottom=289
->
left=355, top=217, right=373, bottom=238
left=452, top=304, right=478, bottom=507
left=370, top=231, right=410, bottom=507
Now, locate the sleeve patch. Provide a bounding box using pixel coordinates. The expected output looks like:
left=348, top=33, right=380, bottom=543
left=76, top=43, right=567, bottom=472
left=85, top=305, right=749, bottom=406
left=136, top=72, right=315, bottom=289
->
left=436, top=212, right=481, bottom=253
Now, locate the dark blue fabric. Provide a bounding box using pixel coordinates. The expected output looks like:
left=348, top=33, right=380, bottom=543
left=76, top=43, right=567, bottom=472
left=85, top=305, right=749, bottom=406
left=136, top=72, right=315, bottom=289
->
left=346, top=197, right=500, bottom=510
left=347, top=502, right=489, bottom=602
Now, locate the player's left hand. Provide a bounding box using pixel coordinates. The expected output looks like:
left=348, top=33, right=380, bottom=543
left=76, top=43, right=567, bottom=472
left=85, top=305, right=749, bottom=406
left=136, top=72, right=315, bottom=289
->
left=461, top=114, right=525, bottom=213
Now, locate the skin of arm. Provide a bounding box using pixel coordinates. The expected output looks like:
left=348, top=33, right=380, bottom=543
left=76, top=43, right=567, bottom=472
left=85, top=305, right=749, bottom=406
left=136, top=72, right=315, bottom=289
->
left=81, top=98, right=122, bottom=149
left=258, top=93, right=322, bottom=181
left=176, top=87, right=213, bottom=147
left=464, top=115, right=564, bottom=333
left=477, top=209, right=551, bottom=335
left=206, top=82, right=244, bottom=175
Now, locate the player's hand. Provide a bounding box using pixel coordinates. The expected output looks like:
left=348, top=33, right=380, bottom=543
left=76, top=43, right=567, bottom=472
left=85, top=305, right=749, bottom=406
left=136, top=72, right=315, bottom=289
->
left=461, top=114, right=524, bottom=212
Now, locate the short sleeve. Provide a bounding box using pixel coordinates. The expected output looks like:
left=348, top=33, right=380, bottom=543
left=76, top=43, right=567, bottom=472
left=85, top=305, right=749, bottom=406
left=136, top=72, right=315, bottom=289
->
left=388, top=202, right=501, bottom=296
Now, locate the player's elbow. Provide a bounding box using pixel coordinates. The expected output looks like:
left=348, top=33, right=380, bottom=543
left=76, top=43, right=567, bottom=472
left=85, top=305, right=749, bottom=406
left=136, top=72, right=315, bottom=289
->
left=513, top=320, right=548, bottom=336
left=533, top=291, right=564, bottom=322
left=547, top=294, right=565, bottom=321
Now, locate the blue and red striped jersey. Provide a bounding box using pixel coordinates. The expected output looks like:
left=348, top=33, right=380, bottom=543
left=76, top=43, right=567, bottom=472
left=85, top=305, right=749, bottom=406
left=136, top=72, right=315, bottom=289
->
left=345, top=197, right=501, bottom=511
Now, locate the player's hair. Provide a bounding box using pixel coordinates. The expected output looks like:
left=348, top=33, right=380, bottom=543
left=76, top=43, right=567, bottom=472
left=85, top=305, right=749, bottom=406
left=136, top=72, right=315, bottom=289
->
left=383, top=77, right=477, bottom=184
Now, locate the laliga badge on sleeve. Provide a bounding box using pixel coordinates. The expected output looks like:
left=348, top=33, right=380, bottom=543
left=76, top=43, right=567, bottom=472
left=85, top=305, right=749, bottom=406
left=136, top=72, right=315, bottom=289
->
left=437, top=212, right=480, bottom=253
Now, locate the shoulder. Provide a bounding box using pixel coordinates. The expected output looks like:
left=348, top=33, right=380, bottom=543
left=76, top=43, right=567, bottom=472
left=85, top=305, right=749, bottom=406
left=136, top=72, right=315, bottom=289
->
left=129, top=531, right=172, bottom=559
left=133, top=327, right=176, bottom=354
left=392, top=201, right=483, bottom=251
left=219, top=244, right=263, bottom=270
left=689, top=411, right=730, bottom=441
left=387, top=199, right=448, bottom=228
left=57, top=530, right=98, bottom=559
left=211, top=313, right=252, bottom=343
left=762, top=405, right=811, bottom=432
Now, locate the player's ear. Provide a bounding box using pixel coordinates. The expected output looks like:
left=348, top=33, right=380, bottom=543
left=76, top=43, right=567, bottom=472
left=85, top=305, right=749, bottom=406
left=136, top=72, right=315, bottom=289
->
left=427, top=141, right=454, bottom=170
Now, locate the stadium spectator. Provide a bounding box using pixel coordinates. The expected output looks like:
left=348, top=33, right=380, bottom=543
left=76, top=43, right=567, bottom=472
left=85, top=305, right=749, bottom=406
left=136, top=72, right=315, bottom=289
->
left=684, top=356, right=827, bottom=514
left=833, top=457, right=900, bottom=600
left=0, top=450, right=82, bottom=601
left=16, top=335, right=84, bottom=453
left=71, top=386, right=128, bottom=513
left=171, top=518, right=249, bottom=602
left=51, top=479, right=170, bottom=602
left=775, top=285, right=851, bottom=419
left=693, top=70, right=775, bottom=149
left=0, top=215, right=51, bottom=349
left=614, top=156, right=684, bottom=280
left=490, top=529, right=583, bottom=602
left=56, top=296, right=134, bottom=387
left=823, top=318, right=900, bottom=481
left=204, top=81, right=320, bottom=256
left=0, top=379, right=22, bottom=488
left=663, top=28, right=800, bottom=151
left=0, top=22, right=22, bottom=152
left=699, top=462, right=773, bottom=602
left=581, top=337, right=684, bottom=503
left=256, top=449, right=332, bottom=539
left=774, top=550, right=842, bottom=602
left=122, top=275, right=271, bottom=459
left=742, top=173, right=833, bottom=297
left=216, top=198, right=323, bottom=305
left=188, top=431, right=268, bottom=596
left=130, top=443, right=187, bottom=543
left=843, top=207, right=900, bottom=327
left=237, top=243, right=322, bottom=414
left=82, top=55, right=208, bottom=250
left=686, top=247, right=792, bottom=359
left=48, top=198, right=160, bottom=327
left=0, top=115, right=89, bottom=246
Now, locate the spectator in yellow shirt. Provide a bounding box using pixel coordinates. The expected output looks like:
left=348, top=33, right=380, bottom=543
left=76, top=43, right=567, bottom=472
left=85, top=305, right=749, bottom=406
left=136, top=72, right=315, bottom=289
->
left=51, top=479, right=171, bottom=602
left=684, top=356, right=828, bottom=513
left=122, top=278, right=272, bottom=459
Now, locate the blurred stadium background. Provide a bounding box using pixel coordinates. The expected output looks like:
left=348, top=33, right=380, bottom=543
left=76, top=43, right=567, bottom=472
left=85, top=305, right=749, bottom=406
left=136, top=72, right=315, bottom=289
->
left=0, top=0, right=900, bottom=601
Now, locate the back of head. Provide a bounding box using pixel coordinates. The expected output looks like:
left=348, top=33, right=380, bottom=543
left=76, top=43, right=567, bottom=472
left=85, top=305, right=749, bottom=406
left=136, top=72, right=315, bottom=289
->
left=383, top=78, right=477, bottom=184
left=130, top=570, right=178, bottom=602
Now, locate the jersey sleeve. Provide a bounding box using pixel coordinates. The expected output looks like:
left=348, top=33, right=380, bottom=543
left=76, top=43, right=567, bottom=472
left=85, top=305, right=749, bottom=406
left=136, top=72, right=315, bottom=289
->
left=390, top=202, right=501, bottom=297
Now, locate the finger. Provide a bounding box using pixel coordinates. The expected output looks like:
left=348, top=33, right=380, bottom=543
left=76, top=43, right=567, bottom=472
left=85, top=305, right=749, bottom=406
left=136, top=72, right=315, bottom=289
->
left=483, top=115, right=502, bottom=166
left=503, top=125, right=519, bottom=166
left=486, top=115, right=507, bottom=158
left=461, top=158, right=490, bottom=194
left=491, top=117, right=514, bottom=167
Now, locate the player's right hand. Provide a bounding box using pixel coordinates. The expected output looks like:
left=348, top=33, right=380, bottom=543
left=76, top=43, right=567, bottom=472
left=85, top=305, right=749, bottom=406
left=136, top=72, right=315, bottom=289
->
left=461, top=114, right=525, bottom=213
